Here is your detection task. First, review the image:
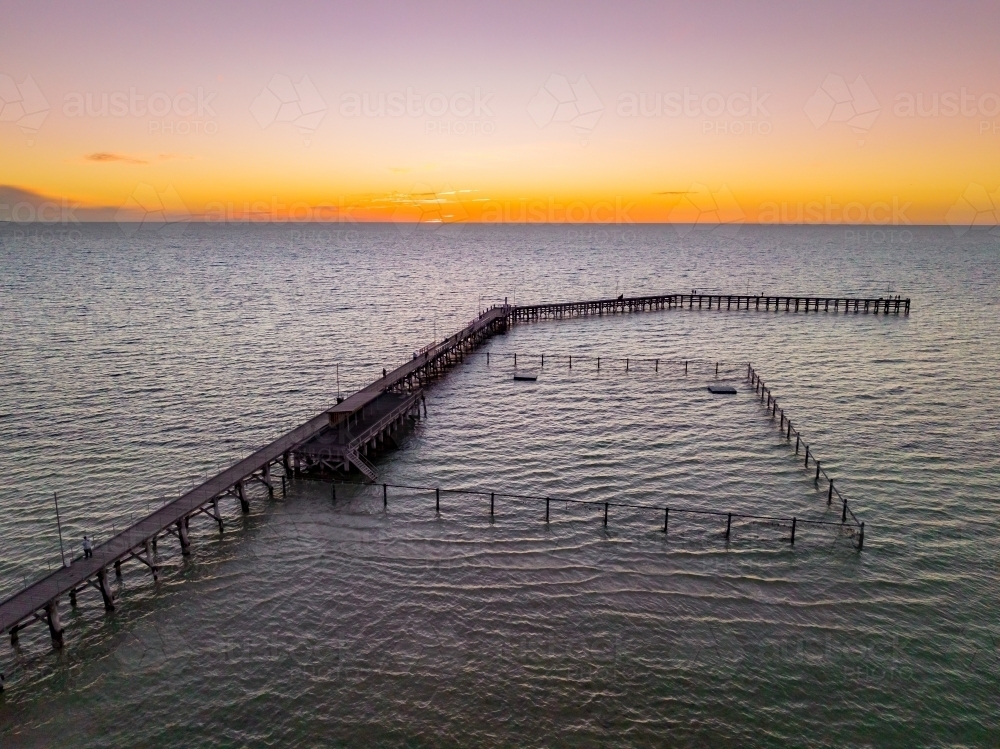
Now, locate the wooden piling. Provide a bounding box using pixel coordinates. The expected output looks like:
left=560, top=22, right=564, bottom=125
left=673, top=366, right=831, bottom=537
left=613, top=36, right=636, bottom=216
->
left=626, top=358, right=629, bottom=371
left=796, top=434, right=800, bottom=453
left=331, top=483, right=336, bottom=502
left=546, top=498, right=550, bottom=522
left=684, top=360, right=688, bottom=374
left=604, top=502, right=609, bottom=526
left=726, top=513, right=732, bottom=539
left=815, top=460, right=821, bottom=481
left=237, top=480, right=249, bottom=514
left=490, top=492, right=494, bottom=518
left=383, top=483, right=387, bottom=508
left=858, top=522, right=865, bottom=550
left=45, top=601, right=64, bottom=648
left=805, top=445, right=810, bottom=467
left=790, top=517, right=796, bottom=545
left=97, top=568, right=115, bottom=610
left=436, top=488, right=440, bottom=513
left=177, top=519, right=190, bottom=555
left=828, top=479, right=834, bottom=504
left=842, top=496, right=848, bottom=523
left=655, top=359, right=659, bottom=372
left=663, top=507, right=669, bottom=533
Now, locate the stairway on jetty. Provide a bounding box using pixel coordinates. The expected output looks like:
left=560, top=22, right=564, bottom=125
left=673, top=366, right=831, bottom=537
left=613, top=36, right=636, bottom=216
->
left=295, top=390, right=425, bottom=482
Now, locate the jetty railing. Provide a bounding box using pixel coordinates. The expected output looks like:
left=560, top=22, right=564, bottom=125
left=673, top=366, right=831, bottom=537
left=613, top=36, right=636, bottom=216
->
left=746, top=363, right=864, bottom=549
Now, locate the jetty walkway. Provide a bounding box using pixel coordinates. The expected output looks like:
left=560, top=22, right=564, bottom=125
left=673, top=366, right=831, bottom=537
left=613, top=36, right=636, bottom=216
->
left=513, top=292, right=909, bottom=321
left=0, top=292, right=905, bottom=651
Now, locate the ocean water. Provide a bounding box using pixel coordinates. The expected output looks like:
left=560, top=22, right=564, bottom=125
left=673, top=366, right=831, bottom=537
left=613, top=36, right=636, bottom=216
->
left=0, top=223, right=998, bottom=747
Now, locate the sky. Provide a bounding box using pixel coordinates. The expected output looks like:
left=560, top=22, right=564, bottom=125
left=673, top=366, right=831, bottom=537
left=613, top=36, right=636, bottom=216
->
left=1, top=0, right=999, bottom=225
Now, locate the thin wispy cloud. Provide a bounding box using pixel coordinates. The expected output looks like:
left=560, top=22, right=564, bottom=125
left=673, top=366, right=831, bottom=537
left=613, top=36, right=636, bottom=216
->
left=85, top=152, right=148, bottom=165
left=84, top=153, right=188, bottom=165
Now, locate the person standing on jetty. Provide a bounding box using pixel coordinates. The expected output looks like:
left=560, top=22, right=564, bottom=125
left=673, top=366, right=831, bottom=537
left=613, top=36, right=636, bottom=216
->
left=82, top=535, right=92, bottom=559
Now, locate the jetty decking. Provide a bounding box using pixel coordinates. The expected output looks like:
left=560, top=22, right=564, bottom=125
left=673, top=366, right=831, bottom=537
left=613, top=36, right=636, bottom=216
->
left=512, top=293, right=909, bottom=320
left=0, top=291, right=897, bottom=652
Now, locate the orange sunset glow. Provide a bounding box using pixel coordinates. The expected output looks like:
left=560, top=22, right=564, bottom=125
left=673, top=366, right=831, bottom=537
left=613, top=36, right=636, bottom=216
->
left=2, top=2, right=999, bottom=226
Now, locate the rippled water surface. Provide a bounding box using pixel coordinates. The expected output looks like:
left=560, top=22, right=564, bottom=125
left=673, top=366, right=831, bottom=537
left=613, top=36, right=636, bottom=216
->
left=0, top=224, right=998, bottom=747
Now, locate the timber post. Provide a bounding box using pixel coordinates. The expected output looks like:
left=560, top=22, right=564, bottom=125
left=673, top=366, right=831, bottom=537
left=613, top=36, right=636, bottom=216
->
left=45, top=600, right=64, bottom=648
left=177, top=519, right=190, bottom=555
left=97, top=567, right=115, bottom=610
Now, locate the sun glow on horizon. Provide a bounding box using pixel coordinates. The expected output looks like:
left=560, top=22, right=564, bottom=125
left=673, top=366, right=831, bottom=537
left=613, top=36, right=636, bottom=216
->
left=1, top=2, right=998, bottom=228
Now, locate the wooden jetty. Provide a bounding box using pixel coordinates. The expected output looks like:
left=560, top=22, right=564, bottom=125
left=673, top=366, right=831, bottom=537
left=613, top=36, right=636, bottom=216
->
left=0, top=291, right=892, bottom=654
left=512, top=292, right=909, bottom=321
left=0, top=306, right=509, bottom=650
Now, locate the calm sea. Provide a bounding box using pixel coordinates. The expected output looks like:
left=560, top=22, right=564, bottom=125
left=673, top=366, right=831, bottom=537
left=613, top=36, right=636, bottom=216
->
left=0, top=223, right=998, bottom=747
